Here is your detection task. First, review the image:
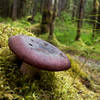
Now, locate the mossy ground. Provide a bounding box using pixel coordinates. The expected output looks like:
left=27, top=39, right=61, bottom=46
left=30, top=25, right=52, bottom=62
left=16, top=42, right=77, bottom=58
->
left=0, top=24, right=100, bottom=100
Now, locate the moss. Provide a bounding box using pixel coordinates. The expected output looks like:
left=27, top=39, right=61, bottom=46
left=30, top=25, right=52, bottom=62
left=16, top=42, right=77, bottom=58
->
left=0, top=26, right=9, bottom=47
left=41, top=24, right=49, bottom=33
left=0, top=47, right=17, bottom=67
left=0, top=24, right=35, bottom=48
left=0, top=47, right=99, bottom=100
left=0, top=25, right=99, bottom=99
left=67, top=54, right=88, bottom=78
left=42, top=9, right=53, bottom=23
left=0, top=47, right=12, bottom=57
left=47, top=34, right=64, bottom=47
left=41, top=9, right=53, bottom=33
left=39, top=33, right=65, bottom=48
left=0, top=23, right=36, bottom=67
left=29, top=23, right=41, bottom=33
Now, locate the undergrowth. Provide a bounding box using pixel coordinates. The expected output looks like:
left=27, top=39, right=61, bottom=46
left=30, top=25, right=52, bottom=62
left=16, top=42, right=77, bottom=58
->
left=0, top=12, right=100, bottom=99
left=54, top=12, right=100, bottom=60
left=0, top=19, right=100, bottom=100
left=0, top=13, right=100, bottom=61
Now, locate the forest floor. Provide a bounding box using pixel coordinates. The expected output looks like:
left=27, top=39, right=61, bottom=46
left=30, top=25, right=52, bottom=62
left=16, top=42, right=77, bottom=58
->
left=54, top=14, right=100, bottom=61
left=32, top=12, right=100, bottom=98
left=0, top=14, right=100, bottom=100
left=70, top=54, right=100, bottom=69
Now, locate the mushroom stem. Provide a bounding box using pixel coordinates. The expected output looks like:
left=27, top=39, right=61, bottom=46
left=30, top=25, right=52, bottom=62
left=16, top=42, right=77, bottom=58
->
left=20, top=62, right=40, bottom=79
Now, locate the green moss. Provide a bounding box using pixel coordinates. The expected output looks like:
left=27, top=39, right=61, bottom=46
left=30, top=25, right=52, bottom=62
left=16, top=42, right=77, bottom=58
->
left=29, top=24, right=40, bottom=33
left=38, top=33, right=63, bottom=48
left=41, top=24, right=49, bottom=33
left=42, top=9, right=53, bottom=23
left=0, top=47, right=12, bottom=56
left=0, top=25, right=99, bottom=99
left=0, top=25, right=9, bottom=47
left=0, top=24, right=35, bottom=48
left=0, top=47, right=17, bottom=67
left=0, top=23, right=36, bottom=67
left=41, top=9, right=53, bottom=33
left=0, top=47, right=99, bottom=100
left=67, top=54, right=87, bottom=78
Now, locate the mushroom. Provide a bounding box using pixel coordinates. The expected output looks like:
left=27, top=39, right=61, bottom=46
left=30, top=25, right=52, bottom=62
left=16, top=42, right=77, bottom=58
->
left=8, top=35, right=71, bottom=77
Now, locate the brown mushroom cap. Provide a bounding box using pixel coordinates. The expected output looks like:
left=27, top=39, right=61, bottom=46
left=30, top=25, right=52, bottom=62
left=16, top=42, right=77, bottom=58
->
left=8, top=35, right=71, bottom=71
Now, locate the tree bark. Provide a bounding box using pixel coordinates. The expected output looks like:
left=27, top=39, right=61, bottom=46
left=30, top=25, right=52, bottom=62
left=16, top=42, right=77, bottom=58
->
left=0, top=0, right=10, bottom=17
left=75, top=0, right=86, bottom=40
left=40, top=0, right=44, bottom=13
left=58, top=0, right=68, bottom=16
left=49, top=0, right=58, bottom=39
left=18, top=0, right=26, bottom=18
left=92, top=0, right=99, bottom=37
left=72, top=0, right=77, bottom=20
left=31, top=0, right=38, bottom=23
left=41, top=0, right=52, bottom=33
left=96, top=3, right=100, bottom=31
left=12, top=0, right=17, bottom=20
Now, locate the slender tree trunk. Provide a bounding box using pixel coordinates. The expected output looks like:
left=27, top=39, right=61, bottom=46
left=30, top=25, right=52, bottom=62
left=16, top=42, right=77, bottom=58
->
left=75, top=0, right=86, bottom=41
left=96, top=3, right=100, bottom=31
left=18, top=0, right=26, bottom=18
left=49, top=0, right=58, bottom=39
left=41, top=0, right=52, bottom=33
left=58, top=0, right=68, bottom=16
left=40, top=0, right=44, bottom=14
left=72, top=0, right=77, bottom=20
left=58, top=0, right=62, bottom=16
left=0, top=0, right=10, bottom=17
left=12, top=0, right=17, bottom=20
left=31, top=0, right=37, bottom=23
left=8, top=0, right=13, bottom=17
left=92, top=0, right=99, bottom=37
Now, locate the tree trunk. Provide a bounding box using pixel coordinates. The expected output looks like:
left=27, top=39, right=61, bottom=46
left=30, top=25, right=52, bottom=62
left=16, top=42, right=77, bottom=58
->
left=49, top=0, right=58, bottom=39
left=72, top=0, right=77, bottom=20
left=58, top=0, right=62, bottom=16
left=92, top=0, right=99, bottom=37
left=58, top=0, right=68, bottom=16
left=40, top=0, right=44, bottom=14
left=12, top=0, right=17, bottom=20
left=8, top=0, right=13, bottom=17
left=31, top=0, right=38, bottom=23
left=41, top=0, right=52, bottom=33
left=17, top=0, right=26, bottom=18
left=75, top=0, right=86, bottom=41
left=0, top=0, right=10, bottom=17
left=96, top=3, right=100, bottom=31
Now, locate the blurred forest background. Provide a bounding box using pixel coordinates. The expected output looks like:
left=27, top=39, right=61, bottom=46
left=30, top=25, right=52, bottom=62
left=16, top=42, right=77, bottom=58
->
left=0, top=0, right=100, bottom=60
left=0, top=0, right=100, bottom=100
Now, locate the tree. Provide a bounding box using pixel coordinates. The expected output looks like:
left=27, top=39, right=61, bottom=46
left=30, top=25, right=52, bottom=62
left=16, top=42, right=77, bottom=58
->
left=75, top=0, right=86, bottom=40
left=0, top=0, right=11, bottom=17
left=41, top=0, right=58, bottom=40
left=12, top=0, right=17, bottom=20
left=17, top=0, right=26, bottom=18
left=72, top=0, right=78, bottom=20
left=48, top=0, right=58, bottom=39
left=41, top=0, right=52, bottom=33
left=58, top=0, right=68, bottom=16
left=0, top=0, right=28, bottom=19
left=96, top=1, right=100, bottom=31
left=40, top=0, right=44, bottom=13
left=92, top=0, right=99, bottom=36
left=12, top=0, right=26, bottom=20
left=31, top=0, right=38, bottom=23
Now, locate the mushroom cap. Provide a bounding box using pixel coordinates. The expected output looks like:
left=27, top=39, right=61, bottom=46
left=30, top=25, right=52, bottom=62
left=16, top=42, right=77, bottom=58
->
left=8, top=35, right=71, bottom=71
